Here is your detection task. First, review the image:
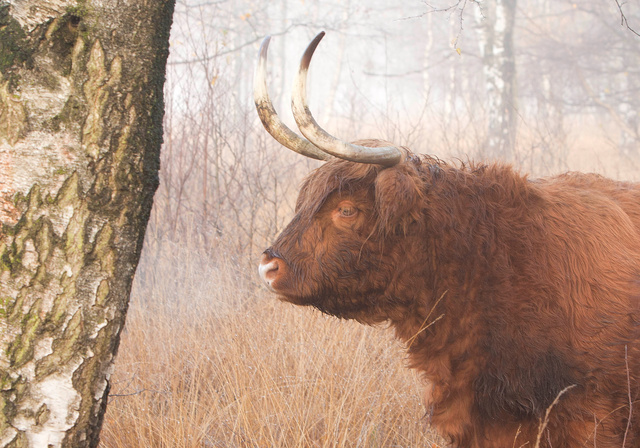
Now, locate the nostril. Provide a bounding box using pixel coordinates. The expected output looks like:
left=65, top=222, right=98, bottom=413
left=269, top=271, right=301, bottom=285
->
left=265, top=260, right=279, bottom=279
left=258, top=259, right=280, bottom=287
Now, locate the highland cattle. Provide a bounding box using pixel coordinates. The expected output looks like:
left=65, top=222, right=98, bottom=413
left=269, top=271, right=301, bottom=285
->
left=256, top=32, right=640, bottom=447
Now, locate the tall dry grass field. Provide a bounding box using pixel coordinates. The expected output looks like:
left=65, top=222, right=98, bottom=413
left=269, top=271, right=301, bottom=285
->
left=99, top=242, right=443, bottom=447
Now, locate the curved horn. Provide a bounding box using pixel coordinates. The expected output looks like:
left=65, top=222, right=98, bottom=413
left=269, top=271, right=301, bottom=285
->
left=254, top=36, right=331, bottom=161
left=291, top=32, right=402, bottom=167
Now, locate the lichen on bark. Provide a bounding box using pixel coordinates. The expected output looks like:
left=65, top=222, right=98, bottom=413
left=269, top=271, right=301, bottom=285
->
left=0, top=0, right=175, bottom=446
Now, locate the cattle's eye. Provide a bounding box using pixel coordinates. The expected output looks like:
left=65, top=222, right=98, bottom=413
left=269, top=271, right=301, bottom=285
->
left=337, top=203, right=357, bottom=218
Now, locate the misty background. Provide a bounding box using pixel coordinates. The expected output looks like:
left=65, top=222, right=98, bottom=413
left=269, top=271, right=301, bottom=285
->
left=100, top=2, right=639, bottom=445
left=135, top=0, right=639, bottom=302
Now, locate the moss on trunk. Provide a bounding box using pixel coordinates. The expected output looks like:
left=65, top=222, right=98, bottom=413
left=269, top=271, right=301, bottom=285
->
left=0, top=1, right=175, bottom=446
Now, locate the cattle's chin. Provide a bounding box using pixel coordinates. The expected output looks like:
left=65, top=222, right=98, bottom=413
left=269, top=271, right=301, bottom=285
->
left=265, top=272, right=327, bottom=306
left=277, top=289, right=388, bottom=324
left=266, top=277, right=312, bottom=303
left=272, top=287, right=345, bottom=313
left=275, top=292, right=314, bottom=307
left=268, top=281, right=322, bottom=306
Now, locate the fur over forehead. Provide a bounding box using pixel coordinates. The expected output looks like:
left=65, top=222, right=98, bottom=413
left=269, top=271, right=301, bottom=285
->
left=294, top=140, right=437, bottom=217
left=296, top=159, right=380, bottom=214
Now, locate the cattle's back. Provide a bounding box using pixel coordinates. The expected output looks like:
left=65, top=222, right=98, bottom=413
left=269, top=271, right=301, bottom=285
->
left=416, top=166, right=640, bottom=447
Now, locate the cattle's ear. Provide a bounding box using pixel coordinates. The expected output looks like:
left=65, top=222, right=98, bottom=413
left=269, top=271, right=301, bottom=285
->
left=374, top=163, right=425, bottom=235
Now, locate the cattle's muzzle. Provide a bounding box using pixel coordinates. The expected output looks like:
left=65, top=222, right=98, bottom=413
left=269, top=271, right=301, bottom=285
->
left=258, top=249, right=286, bottom=292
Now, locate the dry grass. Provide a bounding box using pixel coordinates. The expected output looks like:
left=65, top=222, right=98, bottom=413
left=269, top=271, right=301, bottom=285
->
left=98, top=124, right=639, bottom=447
left=99, top=242, right=442, bottom=448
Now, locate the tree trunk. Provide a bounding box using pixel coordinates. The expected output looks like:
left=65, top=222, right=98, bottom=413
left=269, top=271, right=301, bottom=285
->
left=0, top=1, right=174, bottom=446
left=475, top=0, right=518, bottom=160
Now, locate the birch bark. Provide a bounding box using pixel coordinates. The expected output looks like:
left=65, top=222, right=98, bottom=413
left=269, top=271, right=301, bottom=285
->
left=0, top=0, right=174, bottom=446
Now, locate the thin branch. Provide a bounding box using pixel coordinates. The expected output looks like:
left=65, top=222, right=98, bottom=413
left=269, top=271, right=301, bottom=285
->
left=614, top=0, right=640, bottom=37
left=534, top=384, right=577, bottom=447
left=575, top=65, right=638, bottom=140
left=399, top=0, right=483, bottom=49
left=168, top=25, right=298, bottom=66
left=406, top=290, right=447, bottom=349
left=623, top=345, right=633, bottom=448
left=109, top=388, right=166, bottom=398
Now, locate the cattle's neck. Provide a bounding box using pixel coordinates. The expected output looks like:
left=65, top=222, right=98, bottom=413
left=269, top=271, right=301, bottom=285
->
left=385, top=162, right=540, bottom=380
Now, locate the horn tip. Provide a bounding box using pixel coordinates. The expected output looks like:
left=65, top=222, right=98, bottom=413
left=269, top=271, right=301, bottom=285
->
left=313, top=31, right=326, bottom=45
left=301, top=31, right=326, bottom=70
left=259, top=36, right=272, bottom=55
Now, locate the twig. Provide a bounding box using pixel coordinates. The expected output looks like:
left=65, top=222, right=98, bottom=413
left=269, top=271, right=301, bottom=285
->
left=109, top=388, right=166, bottom=399
left=511, top=424, right=522, bottom=448
left=534, top=384, right=577, bottom=447
left=614, top=0, right=640, bottom=37
left=622, top=345, right=633, bottom=447
left=109, top=388, right=149, bottom=398
left=406, top=290, right=447, bottom=349
left=168, top=25, right=300, bottom=66
left=399, top=0, right=483, bottom=50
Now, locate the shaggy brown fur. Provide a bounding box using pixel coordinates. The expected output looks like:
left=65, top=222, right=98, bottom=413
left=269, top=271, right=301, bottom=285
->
left=260, top=141, right=640, bottom=447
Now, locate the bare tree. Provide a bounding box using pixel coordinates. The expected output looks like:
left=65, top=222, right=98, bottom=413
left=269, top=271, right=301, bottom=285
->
left=0, top=1, right=174, bottom=446
left=474, top=0, right=518, bottom=160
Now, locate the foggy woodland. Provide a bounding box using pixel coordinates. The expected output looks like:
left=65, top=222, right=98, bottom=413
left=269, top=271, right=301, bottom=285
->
left=144, top=0, right=639, bottom=274
left=101, top=1, right=640, bottom=446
